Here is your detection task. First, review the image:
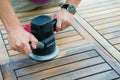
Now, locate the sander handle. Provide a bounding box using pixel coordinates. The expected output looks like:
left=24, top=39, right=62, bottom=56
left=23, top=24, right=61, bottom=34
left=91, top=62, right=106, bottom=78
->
left=30, top=42, right=44, bottom=49
left=52, top=19, right=57, bottom=31
left=24, top=24, right=44, bottom=49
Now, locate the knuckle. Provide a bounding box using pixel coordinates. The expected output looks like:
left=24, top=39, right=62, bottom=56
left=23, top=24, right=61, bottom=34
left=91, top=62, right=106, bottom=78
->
left=15, top=43, right=21, bottom=48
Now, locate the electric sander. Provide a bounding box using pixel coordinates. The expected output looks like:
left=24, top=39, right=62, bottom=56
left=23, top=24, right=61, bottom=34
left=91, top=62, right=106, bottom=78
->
left=24, top=15, right=59, bottom=61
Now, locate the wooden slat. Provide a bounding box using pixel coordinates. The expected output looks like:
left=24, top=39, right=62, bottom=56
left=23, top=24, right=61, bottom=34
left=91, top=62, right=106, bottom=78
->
left=0, top=68, right=3, bottom=80
left=55, top=26, right=74, bottom=33
left=78, top=4, right=120, bottom=15
left=98, top=25, right=120, bottom=35
left=6, top=44, right=10, bottom=50
left=85, top=11, right=120, bottom=22
left=18, top=57, right=105, bottom=80
left=55, top=30, right=78, bottom=39
left=78, top=0, right=120, bottom=11
left=114, top=44, right=120, bottom=51
left=16, top=7, right=60, bottom=18
left=18, top=12, right=54, bottom=23
left=103, top=31, right=120, bottom=40
left=115, top=78, right=120, bottom=80
left=1, top=64, right=17, bottom=80
left=78, top=70, right=119, bottom=80
left=10, top=44, right=97, bottom=70
left=1, top=30, right=7, bottom=34
left=80, top=7, right=120, bottom=18
left=93, top=21, right=120, bottom=30
left=0, top=32, right=9, bottom=65
left=44, top=64, right=112, bottom=80
left=89, top=16, right=120, bottom=26
left=109, top=37, right=120, bottom=45
left=0, top=24, right=4, bottom=30
left=75, top=13, right=120, bottom=66
left=2, top=34, right=7, bottom=39
left=15, top=50, right=99, bottom=77
left=56, top=35, right=82, bottom=45
left=8, top=50, right=21, bottom=56
left=4, top=39, right=8, bottom=45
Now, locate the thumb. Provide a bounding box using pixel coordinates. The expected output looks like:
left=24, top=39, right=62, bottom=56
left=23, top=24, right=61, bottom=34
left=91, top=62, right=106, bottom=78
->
left=30, top=34, right=38, bottom=49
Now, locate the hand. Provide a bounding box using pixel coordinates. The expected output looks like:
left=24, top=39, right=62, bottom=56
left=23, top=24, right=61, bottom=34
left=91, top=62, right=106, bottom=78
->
left=7, top=27, right=38, bottom=54
left=52, top=9, right=74, bottom=32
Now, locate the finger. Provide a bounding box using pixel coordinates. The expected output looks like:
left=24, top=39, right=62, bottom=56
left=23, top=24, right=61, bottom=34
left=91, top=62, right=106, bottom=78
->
left=51, top=14, right=56, bottom=19
left=23, top=42, right=32, bottom=54
left=30, top=34, right=38, bottom=49
left=56, top=19, right=62, bottom=32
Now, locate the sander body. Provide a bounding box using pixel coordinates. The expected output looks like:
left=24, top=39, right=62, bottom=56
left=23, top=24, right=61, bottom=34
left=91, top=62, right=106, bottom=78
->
left=24, top=15, right=59, bottom=61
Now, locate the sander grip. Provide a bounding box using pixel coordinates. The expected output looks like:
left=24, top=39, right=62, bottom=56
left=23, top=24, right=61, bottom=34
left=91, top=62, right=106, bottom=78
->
left=52, top=19, right=57, bottom=31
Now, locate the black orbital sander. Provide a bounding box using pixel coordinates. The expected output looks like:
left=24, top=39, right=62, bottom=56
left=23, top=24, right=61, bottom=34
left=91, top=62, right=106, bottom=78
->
left=25, top=15, right=59, bottom=61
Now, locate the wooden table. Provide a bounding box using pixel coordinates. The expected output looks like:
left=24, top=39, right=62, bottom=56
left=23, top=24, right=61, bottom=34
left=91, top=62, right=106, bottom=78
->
left=0, top=0, right=120, bottom=80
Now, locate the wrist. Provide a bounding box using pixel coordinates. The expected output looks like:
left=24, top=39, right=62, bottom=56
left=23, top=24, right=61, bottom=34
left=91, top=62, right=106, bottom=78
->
left=6, top=25, right=23, bottom=34
left=60, top=4, right=76, bottom=15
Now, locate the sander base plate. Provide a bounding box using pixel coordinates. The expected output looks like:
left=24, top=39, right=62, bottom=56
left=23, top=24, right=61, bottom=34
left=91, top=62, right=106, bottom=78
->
left=29, top=45, right=59, bottom=61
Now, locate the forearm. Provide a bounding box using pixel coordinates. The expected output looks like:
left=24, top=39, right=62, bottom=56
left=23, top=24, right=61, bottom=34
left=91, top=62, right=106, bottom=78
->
left=0, top=0, right=21, bottom=33
left=65, top=0, right=81, bottom=7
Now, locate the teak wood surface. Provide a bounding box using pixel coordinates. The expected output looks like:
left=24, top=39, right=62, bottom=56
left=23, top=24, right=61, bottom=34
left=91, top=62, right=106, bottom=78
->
left=0, top=0, right=120, bottom=80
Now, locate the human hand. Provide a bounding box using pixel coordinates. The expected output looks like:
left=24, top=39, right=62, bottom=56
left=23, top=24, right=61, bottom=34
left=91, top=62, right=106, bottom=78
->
left=7, top=27, right=38, bottom=54
left=52, top=9, right=74, bottom=32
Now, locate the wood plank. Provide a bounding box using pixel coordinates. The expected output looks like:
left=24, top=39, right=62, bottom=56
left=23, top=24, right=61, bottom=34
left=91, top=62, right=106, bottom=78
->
left=8, top=50, right=21, bottom=56
left=78, top=0, right=120, bottom=11
left=55, top=30, right=78, bottom=39
left=4, top=39, right=8, bottom=45
left=15, top=50, right=99, bottom=77
left=109, top=37, right=120, bottom=45
left=1, top=30, right=7, bottom=34
left=56, top=35, right=83, bottom=45
left=2, top=34, right=7, bottom=39
left=78, top=4, right=120, bottom=15
left=3, top=30, right=78, bottom=47
left=114, top=44, right=120, bottom=51
left=93, top=21, right=120, bottom=30
left=78, top=70, right=119, bottom=80
left=18, top=12, right=54, bottom=23
left=85, top=11, right=120, bottom=22
left=44, top=64, right=112, bottom=80
left=16, top=7, right=60, bottom=18
left=103, top=31, right=120, bottom=40
left=6, top=44, right=10, bottom=50
left=115, top=78, right=120, bottom=80
left=18, top=57, right=105, bottom=80
left=75, top=13, right=120, bottom=66
left=0, top=68, right=3, bottom=80
left=6, top=36, right=88, bottom=62
left=0, top=23, right=4, bottom=30
left=98, top=25, right=120, bottom=35
left=1, top=64, right=17, bottom=80
left=89, top=16, right=120, bottom=26
left=58, top=39, right=88, bottom=51
left=0, top=32, right=9, bottom=65
left=55, top=26, right=74, bottom=34
left=10, top=44, right=98, bottom=69
left=80, top=7, right=120, bottom=18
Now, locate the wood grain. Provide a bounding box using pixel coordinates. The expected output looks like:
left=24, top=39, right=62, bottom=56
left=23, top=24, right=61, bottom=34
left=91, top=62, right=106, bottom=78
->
left=109, top=37, right=120, bottom=45
left=0, top=32, right=9, bottom=65
left=78, top=4, right=120, bottom=15
left=98, top=26, right=120, bottom=35
left=78, top=70, right=119, bottom=80
left=18, top=57, right=105, bottom=80
left=89, top=16, right=120, bottom=26
left=93, top=20, right=120, bottom=30
left=0, top=68, right=3, bottom=80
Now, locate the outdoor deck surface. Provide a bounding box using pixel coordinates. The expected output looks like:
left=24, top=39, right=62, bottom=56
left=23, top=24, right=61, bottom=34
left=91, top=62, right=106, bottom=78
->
left=0, top=0, right=120, bottom=80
